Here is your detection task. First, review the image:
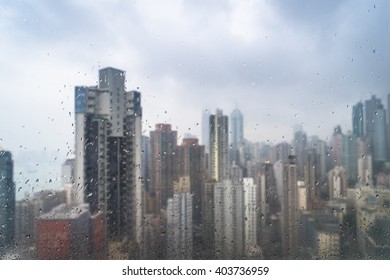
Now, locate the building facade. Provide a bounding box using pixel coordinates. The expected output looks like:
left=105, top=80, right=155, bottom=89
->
left=209, top=109, right=229, bottom=181
left=0, top=149, right=15, bottom=250
left=74, top=67, right=143, bottom=243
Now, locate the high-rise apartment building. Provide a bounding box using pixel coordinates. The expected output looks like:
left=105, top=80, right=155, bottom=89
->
left=209, top=109, right=229, bottom=181
left=149, top=124, right=178, bottom=213
left=74, top=67, right=143, bottom=243
left=274, top=156, right=299, bottom=258
left=303, top=148, right=318, bottom=209
left=201, top=180, right=216, bottom=259
left=214, top=179, right=244, bottom=259
left=243, top=178, right=259, bottom=257
left=272, top=142, right=290, bottom=163
left=328, top=166, right=348, bottom=200
left=0, top=149, right=15, bottom=249
left=167, top=176, right=193, bottom=259
left=175, top=137, right=205, bottom=226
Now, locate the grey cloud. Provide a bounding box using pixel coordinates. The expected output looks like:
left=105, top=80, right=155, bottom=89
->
left=0, top=0, right=389, bottom=156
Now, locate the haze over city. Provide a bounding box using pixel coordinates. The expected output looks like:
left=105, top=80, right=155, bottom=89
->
left=1, top=0, right=389, bottom=156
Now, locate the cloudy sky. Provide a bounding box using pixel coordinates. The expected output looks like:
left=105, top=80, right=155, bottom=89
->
left=0, top=0, right=389, bottom=165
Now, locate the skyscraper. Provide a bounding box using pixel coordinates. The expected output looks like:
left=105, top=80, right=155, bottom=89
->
left=342, top=132, right=358, bottom=183
left=352, top=101, right=364, bottom=138
left=293, top=126, right=307, bottom=180
left=364, top=95, right=382, bottom=141
left=364, top=95, right=387, bottom=175
left=372, top=103, right=387, bottom=163
left=209, top=109, right=229, bottom=181
left=74, top=67, right=143, bottom=244
left=230, top=108, right=244, bottom=166
left=0, top=149, right=15, bottom=249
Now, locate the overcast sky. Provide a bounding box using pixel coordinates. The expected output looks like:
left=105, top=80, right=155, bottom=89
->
left=1, top=0, right=389, bottom=161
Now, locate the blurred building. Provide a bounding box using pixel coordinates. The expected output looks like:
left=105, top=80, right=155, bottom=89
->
left=230, top=107, right=244, bottom=166
left=328, top=166, right=348, bottom=200
left=243, top=178, right=261, bottom=258
left=274, top=156, right=299, bottom=258
left=141, top=213, right=165, bottom=259
left=331, top=125, right=344, bottom=167
left=61, top=157, right=74, bottom=205
left=209, top=109, right=229, bottom=181
left=74, top=67, right=143, bottom=243
left=149, top=124, right=178, bottom=213
left=257, top=162, right=279, bottom=251
left=352, top=101, right=364, bottom=138
left=214, top=179, right=244, bottom=259
left=293, top=126, right=307, bottom=180
left=342, top=133, right=358, bottom=184
left=358, top=154, right=373, bottom=186
left=272, top=142, right=290, bottom=163
left=175, top=137, right=205, bottom=226
left=297, top=181, right=307, bottom=210
left=201, top=181, right=216, bottom=259
left=15, top=190, right=66, bottom=247
left=0, top=149, right=15, bottom=250
left=36, top=203, right=105, bottom=259
left=356, top=187, right=390, bottom=259
left=167, top=177, right=193, bottom=259
left=303, top=148, right=319, bottom=209
left=300, top=211, right=341, bottom=259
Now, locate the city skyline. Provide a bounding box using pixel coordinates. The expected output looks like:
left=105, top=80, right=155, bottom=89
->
left=1, top=1, right=390, bottom=260
left=3, top=67, right=390, bottom=259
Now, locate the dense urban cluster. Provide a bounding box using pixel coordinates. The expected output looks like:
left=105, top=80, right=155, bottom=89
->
left=1, top=67, right=390, bottom=260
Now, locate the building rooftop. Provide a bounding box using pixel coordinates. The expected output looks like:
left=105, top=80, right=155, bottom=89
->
left=38, top=203, right=90, bottom=220
left=303, top=210, right=342, bottom=234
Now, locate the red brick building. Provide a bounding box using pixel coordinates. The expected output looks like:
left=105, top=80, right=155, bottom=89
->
left=36, top=204, right=106, bottom=259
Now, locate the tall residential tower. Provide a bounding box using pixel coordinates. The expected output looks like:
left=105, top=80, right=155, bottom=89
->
left=74, top=67, right=143, bottom=244
left=209, top=109, right=229, bottom=181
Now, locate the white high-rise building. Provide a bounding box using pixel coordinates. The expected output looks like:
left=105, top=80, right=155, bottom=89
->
left=74, top=67, right=143, bottom=244
left=167, top=176, right=193, bottom=259
left=214, top=179, right=244, bottom=259
left=328, top=166, right=348, bottom=200
left=167, top=192, right=193, bottom=259
left=243, top=178, right=259, bottom=257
